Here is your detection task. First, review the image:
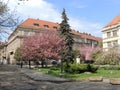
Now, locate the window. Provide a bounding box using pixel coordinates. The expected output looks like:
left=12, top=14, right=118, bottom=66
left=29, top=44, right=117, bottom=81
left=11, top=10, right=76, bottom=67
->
left=107, top=32, right=111, bottom=37
left=113, top=40, right=118, bottom=46
left=93, top=41, right=98, bottom=44
left=87, top=39, right=91, bottom=43
left=44, top=25, right=49, bottom=29
left=107, top=42, right=111, bottom=47
left=53, top=26, right=57, bottom=30
left=33, top=23, right=39, bottom=26
left=34, top=31, right=40, bottom=35
left=10, top=52, right=13, bottom=55
left=113, top=30, right=118, bottom=37
left=24, top=31, right=29, bottom=36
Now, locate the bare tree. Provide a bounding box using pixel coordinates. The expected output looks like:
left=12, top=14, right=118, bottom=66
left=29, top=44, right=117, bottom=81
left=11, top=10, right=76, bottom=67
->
left=0, top=0, right=19, bottom=41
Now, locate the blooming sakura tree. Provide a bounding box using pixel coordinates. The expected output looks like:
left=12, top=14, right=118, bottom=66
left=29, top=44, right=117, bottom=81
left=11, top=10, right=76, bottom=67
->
left=80, top=45, right=101, bottom=62
left=22, top=31, right=65, bottom=67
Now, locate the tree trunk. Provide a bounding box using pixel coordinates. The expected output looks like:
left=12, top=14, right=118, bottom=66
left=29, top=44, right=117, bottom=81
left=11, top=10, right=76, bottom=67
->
left=20, top=60, right=23, bottom=68
left=41, top=59, right=44, bottom=68
left=45, top=59, right=48, bottom=68
left=61, top=59, right=63, bottom=73
left=29, top=60, right=31, bottom=69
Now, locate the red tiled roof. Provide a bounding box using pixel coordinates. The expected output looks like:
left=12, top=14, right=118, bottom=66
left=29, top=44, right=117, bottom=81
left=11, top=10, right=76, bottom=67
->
left=19, top=18, right=102, bottom=42
left=71, top=30, right=81, bottom=36
left=80, top=33, right=102, bottom=42
left=105, top=14, right=120, bottom=27
left=71, top=31, right=102, bottom=42
left=19, top=18, right=60, bottom=30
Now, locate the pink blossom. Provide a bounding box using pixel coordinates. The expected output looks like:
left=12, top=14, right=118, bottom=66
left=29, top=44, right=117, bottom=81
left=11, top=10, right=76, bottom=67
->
left=80, top=45, right=101, bottom=61
left=22, top=31, right=65, bottom=61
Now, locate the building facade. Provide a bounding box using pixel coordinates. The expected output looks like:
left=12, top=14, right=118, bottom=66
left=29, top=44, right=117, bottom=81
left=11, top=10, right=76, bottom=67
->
left=102, top=14, right=120, bottom=51
left=0, top=42, right=7, bottom=64
left=1, top=18, right=101, bottom=64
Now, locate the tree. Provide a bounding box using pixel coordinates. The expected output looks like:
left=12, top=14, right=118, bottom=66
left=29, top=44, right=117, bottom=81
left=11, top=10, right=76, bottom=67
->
left=96, top=47, right=120, bottom=65
left=14, top=47, right=23, bottom=68
left=14, top=47, right=22, bottom=61
left=22, top=31, right=65, bottom=68
left=0, top=1, right=19, bottom=40
left=80, top=45, right=101, bottom=63
left=59, top=9, right=74, bottom=71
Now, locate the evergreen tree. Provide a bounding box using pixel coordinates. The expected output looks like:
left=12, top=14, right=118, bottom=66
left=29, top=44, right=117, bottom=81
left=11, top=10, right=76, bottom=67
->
left=14, top=47, right=23, bottom=68
left=59, top=9, right=74, bottom=70
left=14, top=47, right=22, bottom=62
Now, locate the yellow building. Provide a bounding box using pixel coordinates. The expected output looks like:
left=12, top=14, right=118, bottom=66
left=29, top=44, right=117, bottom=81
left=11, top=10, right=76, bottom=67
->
left=5, top=18, right=101, bottom=64
left=102, top=14, right=120, bottom=51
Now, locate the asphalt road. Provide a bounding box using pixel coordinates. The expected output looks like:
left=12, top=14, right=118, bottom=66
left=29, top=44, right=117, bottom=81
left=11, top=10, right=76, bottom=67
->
left=0, top=65, right=120, bottom=90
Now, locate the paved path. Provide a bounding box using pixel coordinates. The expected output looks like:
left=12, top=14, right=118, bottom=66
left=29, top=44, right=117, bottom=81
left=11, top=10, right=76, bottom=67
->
left=20, top=67, right=69, bottom=82
left=1, top=64, right=120, bottom=90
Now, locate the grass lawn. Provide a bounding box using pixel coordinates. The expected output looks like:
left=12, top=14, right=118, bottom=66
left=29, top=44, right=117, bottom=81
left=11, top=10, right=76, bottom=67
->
left=34, top=67, right=120, bottom=80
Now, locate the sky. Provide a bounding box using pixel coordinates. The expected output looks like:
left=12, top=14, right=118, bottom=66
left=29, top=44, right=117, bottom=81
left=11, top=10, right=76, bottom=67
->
left=4, top=0, right=120, bottom=38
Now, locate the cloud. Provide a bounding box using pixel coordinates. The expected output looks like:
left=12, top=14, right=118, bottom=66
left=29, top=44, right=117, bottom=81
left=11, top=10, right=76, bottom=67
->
left=4, top=0, right=102, bottom=37
left=5, top=0, right=61, bottom=22
left=69, top=17, right=103, bottom=37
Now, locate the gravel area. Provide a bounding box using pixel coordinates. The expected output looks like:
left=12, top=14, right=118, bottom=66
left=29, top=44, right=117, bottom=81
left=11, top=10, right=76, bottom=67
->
left=0, top=65, right=120, bottom=90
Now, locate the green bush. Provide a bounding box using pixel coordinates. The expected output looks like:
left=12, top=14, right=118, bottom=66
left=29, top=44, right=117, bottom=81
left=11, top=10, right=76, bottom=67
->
left=63, top=63, right=98, bottom=74
left=86, top=64, right=98, bottom=73
left=50, top=66, right=59, bottom=70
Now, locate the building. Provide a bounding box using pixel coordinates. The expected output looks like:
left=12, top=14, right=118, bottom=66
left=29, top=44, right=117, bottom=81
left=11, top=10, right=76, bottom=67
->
left=4, top=18, right=101, bottom=64
left=0, top=42, right=7, bottom=64
left=102, top=14, right=120, bottom=51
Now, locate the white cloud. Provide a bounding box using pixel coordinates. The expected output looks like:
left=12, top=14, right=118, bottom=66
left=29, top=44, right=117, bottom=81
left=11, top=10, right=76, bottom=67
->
left=69, top=18, right=103, bottom=37
left=4, top=0, right=102, bottom=37
left=5, top=0, right=61, bottom=22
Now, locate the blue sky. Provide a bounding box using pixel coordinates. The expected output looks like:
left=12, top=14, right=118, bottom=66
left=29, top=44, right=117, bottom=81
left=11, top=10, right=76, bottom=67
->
left=4, top=0, right=120, bottom=38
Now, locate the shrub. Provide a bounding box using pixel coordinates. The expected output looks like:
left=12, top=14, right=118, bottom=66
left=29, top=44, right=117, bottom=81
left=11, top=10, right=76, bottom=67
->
left=50, top=66, right=59, bottom=70
left=86, top=64, right=98, bottom=73
left=63, top=63, right=98, bottom=74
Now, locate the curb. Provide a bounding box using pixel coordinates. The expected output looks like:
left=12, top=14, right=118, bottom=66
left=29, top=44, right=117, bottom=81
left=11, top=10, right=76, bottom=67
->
left=110, top=78, right=120, bottom=85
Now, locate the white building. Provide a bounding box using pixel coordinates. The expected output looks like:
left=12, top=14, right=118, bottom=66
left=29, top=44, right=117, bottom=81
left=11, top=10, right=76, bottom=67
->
left=102, top=14, right=120, bottom=51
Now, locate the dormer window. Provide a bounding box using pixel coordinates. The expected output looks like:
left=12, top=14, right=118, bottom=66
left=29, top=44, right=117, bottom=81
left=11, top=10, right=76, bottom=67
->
left=53, top=26, right=57, bottom=30
left=44, top=25, right=49, bottom=29
left=33, top=23, right=39, bottom=26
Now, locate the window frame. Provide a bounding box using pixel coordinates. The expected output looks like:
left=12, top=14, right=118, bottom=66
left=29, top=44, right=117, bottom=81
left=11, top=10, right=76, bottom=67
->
left=107, top=41, right=112, bottom=47
left=112, top=30, right=118, bottom=37
left=107, top=32, right=111, bottom=38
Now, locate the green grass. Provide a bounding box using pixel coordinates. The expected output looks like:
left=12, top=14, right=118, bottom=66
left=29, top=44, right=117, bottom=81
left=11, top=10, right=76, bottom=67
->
left=35, top=67, right=120, bottom=80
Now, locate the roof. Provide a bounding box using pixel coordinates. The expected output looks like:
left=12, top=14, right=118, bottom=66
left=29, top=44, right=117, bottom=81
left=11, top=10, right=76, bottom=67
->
left=80, top=33, right=102, bottom=42
left=18, top=18, right=102, bottom=42
left=71, top=30, right=81, bottom=36
left=19, top=18, right=60, bottom=30
left=105, top=14, right=120, bottom=27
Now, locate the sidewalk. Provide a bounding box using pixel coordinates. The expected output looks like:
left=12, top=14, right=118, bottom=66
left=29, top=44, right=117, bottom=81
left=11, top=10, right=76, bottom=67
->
left=19, top=67, right=70, bottom=82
